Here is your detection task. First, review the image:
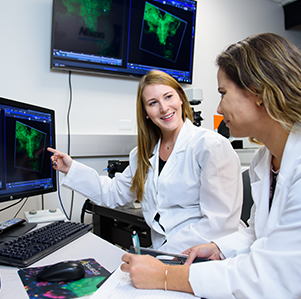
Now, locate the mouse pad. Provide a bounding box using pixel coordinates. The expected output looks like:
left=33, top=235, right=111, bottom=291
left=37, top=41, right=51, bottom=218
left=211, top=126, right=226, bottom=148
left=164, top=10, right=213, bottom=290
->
left=18, top=258, right=111, bottom=299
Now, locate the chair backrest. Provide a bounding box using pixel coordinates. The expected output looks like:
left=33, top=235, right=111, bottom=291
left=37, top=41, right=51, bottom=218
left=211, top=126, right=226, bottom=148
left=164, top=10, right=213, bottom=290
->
left=241, top=169, right=254, bottom=226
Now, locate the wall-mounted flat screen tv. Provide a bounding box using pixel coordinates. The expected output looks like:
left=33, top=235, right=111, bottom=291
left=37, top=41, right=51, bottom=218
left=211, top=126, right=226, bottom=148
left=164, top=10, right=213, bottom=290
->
left=50, top=0, right=197, bottom=84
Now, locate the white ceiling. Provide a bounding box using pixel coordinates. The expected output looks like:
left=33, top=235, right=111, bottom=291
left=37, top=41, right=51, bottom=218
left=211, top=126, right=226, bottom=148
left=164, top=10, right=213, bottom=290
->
left=269, top=0, right=297, bottom=5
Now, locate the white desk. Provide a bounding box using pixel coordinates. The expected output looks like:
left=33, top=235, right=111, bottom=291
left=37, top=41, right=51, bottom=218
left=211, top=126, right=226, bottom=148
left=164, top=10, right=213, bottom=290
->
left=0, top=232, right=125, bottom=298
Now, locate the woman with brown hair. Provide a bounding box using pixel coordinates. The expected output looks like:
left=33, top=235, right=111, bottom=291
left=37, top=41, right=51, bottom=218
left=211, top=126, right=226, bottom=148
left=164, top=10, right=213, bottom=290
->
left=121, top=33, right=301, bottom=298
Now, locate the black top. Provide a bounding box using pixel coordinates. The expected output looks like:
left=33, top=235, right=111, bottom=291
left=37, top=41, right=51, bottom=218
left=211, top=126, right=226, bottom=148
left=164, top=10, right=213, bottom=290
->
left=159, top=157, right=166, bottom=175
left=155, top=157, right=167, bottom=233
left=269, top=167, right=279, bottom=211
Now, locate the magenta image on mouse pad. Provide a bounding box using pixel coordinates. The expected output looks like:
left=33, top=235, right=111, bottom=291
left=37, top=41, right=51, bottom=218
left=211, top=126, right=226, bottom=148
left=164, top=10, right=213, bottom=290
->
left=18, top=258, right=111, bottom=299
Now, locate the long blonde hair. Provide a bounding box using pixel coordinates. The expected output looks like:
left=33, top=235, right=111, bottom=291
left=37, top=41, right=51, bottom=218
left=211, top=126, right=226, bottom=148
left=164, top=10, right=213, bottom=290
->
left=216, top=33, right=301, bottom=143
left=130, top=70, right=194, bottom=201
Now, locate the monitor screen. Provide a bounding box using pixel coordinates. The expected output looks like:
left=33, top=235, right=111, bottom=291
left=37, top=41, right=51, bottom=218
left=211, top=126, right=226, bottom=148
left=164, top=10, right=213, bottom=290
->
left=0, top=97, right=57, bottom=203
left=51, top=0, right=197, bottom=84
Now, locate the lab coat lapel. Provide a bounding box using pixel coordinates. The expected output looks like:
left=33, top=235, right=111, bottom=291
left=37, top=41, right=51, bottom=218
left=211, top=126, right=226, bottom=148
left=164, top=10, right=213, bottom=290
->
left=252, top=123, right=301, bottom=237
left=158, top=121, right=192, bottom=183
left=278, top=123, right=301, bottom=178
left=149, top=142, right=159, bottom=192
left=251, top=148, right=271, bottom=238
left=268, top=123, right=301, bottom=227
left=158, top=152, right=178, bottom=184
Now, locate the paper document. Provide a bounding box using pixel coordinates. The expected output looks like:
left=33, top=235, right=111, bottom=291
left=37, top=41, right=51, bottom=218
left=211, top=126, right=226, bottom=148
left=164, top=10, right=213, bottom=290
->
left=90, top=265, right=200, bottom=299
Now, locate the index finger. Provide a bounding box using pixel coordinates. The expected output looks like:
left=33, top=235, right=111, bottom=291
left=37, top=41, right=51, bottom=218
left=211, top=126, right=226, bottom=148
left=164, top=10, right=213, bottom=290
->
left=122, top=253, right=134, bottom=263
left=47, top=147, right=59, bottom=154
left=120, top=253, right=134, bottom=273
left=184, top=250, right=198, bottom=265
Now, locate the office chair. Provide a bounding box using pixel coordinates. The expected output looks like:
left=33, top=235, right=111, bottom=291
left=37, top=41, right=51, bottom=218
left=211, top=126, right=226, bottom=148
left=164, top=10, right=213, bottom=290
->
left=241, top=169, right=254, bottom=226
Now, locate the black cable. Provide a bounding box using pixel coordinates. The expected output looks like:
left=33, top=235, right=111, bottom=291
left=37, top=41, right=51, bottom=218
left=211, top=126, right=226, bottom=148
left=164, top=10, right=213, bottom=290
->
left=13, top=197, right=29, bottom=218
left=70, top=192, right=74, bottom=220
left=51, top=71, right=74, bottom=221
left=68, top=71, right=74, bottom=220
left=41, top=194, right=44, bottom=210
left=0, top=198, right=25, bottom=212
left=80, top=200, right=95, bottom=223
left=68, top=71, right=72, bottom=155
left=57, top=171, right=70, bottom=221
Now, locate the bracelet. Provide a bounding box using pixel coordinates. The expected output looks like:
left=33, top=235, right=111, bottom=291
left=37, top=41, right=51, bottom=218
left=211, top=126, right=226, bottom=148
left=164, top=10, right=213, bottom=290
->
left=164, top=264, right=169, bottom=291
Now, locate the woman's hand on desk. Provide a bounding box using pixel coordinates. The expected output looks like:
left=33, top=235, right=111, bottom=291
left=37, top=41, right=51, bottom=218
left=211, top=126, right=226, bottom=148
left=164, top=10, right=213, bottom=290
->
left=182, top=242, right=222, bottom=265
left=47, top=147, right=73, bottom=174
left=121, top=253, right=193, bottom=293
left=121, top=253, right=166, bottom=289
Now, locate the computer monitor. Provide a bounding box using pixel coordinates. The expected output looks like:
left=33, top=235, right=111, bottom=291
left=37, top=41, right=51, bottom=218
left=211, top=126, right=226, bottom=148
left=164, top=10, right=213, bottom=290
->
left=0, top=97, right=57, bottom=203
left=51, top=0, right=197, bottom=84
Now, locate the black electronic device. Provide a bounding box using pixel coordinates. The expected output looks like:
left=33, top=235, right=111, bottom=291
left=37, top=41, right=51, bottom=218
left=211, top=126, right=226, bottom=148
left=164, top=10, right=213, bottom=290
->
left=189, top=100, right=203, bottom=127
left=0, top=221, right=93, bottom=267
left=50, top=0, right=197, bottom=84
left=0, top=97, right=56, bottom=203
left=37, top=260, right=85, bottom=282
left=0, top=218, right=26, bottom=234
left=107, top=160, right=129, bottom=178
left=129, top=246, right=209, bottom=264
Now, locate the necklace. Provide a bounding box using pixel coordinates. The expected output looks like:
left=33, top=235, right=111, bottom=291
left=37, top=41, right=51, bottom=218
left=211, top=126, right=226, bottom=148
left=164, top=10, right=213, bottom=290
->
left=162, top=140, right=175, bottom=150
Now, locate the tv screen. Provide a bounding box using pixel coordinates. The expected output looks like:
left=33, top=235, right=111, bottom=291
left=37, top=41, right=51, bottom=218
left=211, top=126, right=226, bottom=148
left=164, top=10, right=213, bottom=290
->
left=51, top=0, right=197, bottom=84
left=0, top=97, right=57, bottom=203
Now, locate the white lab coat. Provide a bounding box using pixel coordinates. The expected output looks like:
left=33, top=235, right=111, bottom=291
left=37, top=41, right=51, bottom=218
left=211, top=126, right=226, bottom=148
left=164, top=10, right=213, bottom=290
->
left=62, top=119, right=243, bottom=253
left=189, top=124, right=301, bottom=299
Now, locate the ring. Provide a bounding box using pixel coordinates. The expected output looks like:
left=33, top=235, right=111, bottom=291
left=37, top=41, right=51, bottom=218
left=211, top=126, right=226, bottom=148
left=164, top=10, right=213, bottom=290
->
left=53, top=161, right=57, bottom=166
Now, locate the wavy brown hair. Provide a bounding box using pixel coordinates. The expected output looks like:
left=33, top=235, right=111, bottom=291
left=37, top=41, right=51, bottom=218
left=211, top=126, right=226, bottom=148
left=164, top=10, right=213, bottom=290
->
left=216, top=33, right=301, bottom=143
left=130, top=70, right=194, bottom=201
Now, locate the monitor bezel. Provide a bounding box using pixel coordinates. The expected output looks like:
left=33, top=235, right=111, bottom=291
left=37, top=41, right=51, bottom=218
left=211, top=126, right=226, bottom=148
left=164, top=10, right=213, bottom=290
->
left=0, top=96, right=57, bottom=203
left=50, top=0, right=197, bottom=84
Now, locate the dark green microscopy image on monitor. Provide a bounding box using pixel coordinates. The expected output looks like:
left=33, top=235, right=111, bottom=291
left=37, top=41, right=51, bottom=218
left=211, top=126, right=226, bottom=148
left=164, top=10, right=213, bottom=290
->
left=15, top=121, right=47, bottom=173
left=140, top=2, right=187, bottom=62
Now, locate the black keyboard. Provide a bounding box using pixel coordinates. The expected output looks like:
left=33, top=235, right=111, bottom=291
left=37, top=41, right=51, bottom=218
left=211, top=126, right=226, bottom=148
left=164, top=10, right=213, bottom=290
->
left=0, top=221, right=93, bottom=267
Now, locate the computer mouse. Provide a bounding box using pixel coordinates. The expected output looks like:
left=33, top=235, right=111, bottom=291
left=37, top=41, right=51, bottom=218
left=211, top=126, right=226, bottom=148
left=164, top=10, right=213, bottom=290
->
left=37, top=260, right=85, bottom=282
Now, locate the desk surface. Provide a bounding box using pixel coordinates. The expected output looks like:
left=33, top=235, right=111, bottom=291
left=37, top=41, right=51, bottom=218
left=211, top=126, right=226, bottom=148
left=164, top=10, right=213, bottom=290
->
left=0, top=231, right=125, bottom=298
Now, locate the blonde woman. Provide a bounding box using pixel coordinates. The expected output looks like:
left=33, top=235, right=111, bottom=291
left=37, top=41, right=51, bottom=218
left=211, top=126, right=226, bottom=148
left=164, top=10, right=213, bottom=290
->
left=48, top=70, right=242, bottom=253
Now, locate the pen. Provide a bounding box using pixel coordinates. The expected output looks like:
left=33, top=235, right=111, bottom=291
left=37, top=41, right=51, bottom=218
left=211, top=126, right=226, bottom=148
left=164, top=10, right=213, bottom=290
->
left=132, top=230, right=141, bottom=254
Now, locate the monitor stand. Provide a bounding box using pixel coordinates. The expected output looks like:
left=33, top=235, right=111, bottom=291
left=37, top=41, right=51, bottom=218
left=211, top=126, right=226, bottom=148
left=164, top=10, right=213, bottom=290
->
left=0, top=222, right=37, bottom=243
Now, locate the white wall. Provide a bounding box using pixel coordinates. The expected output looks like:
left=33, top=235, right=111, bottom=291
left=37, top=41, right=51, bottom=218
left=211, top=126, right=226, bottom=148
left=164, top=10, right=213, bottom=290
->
left=1, top=0, right=301, bottom=222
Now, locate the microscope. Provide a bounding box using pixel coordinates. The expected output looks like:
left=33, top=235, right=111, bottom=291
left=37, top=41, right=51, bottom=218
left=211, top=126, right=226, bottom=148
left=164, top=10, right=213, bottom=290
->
left=184, top=88, right=203, bottom=127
